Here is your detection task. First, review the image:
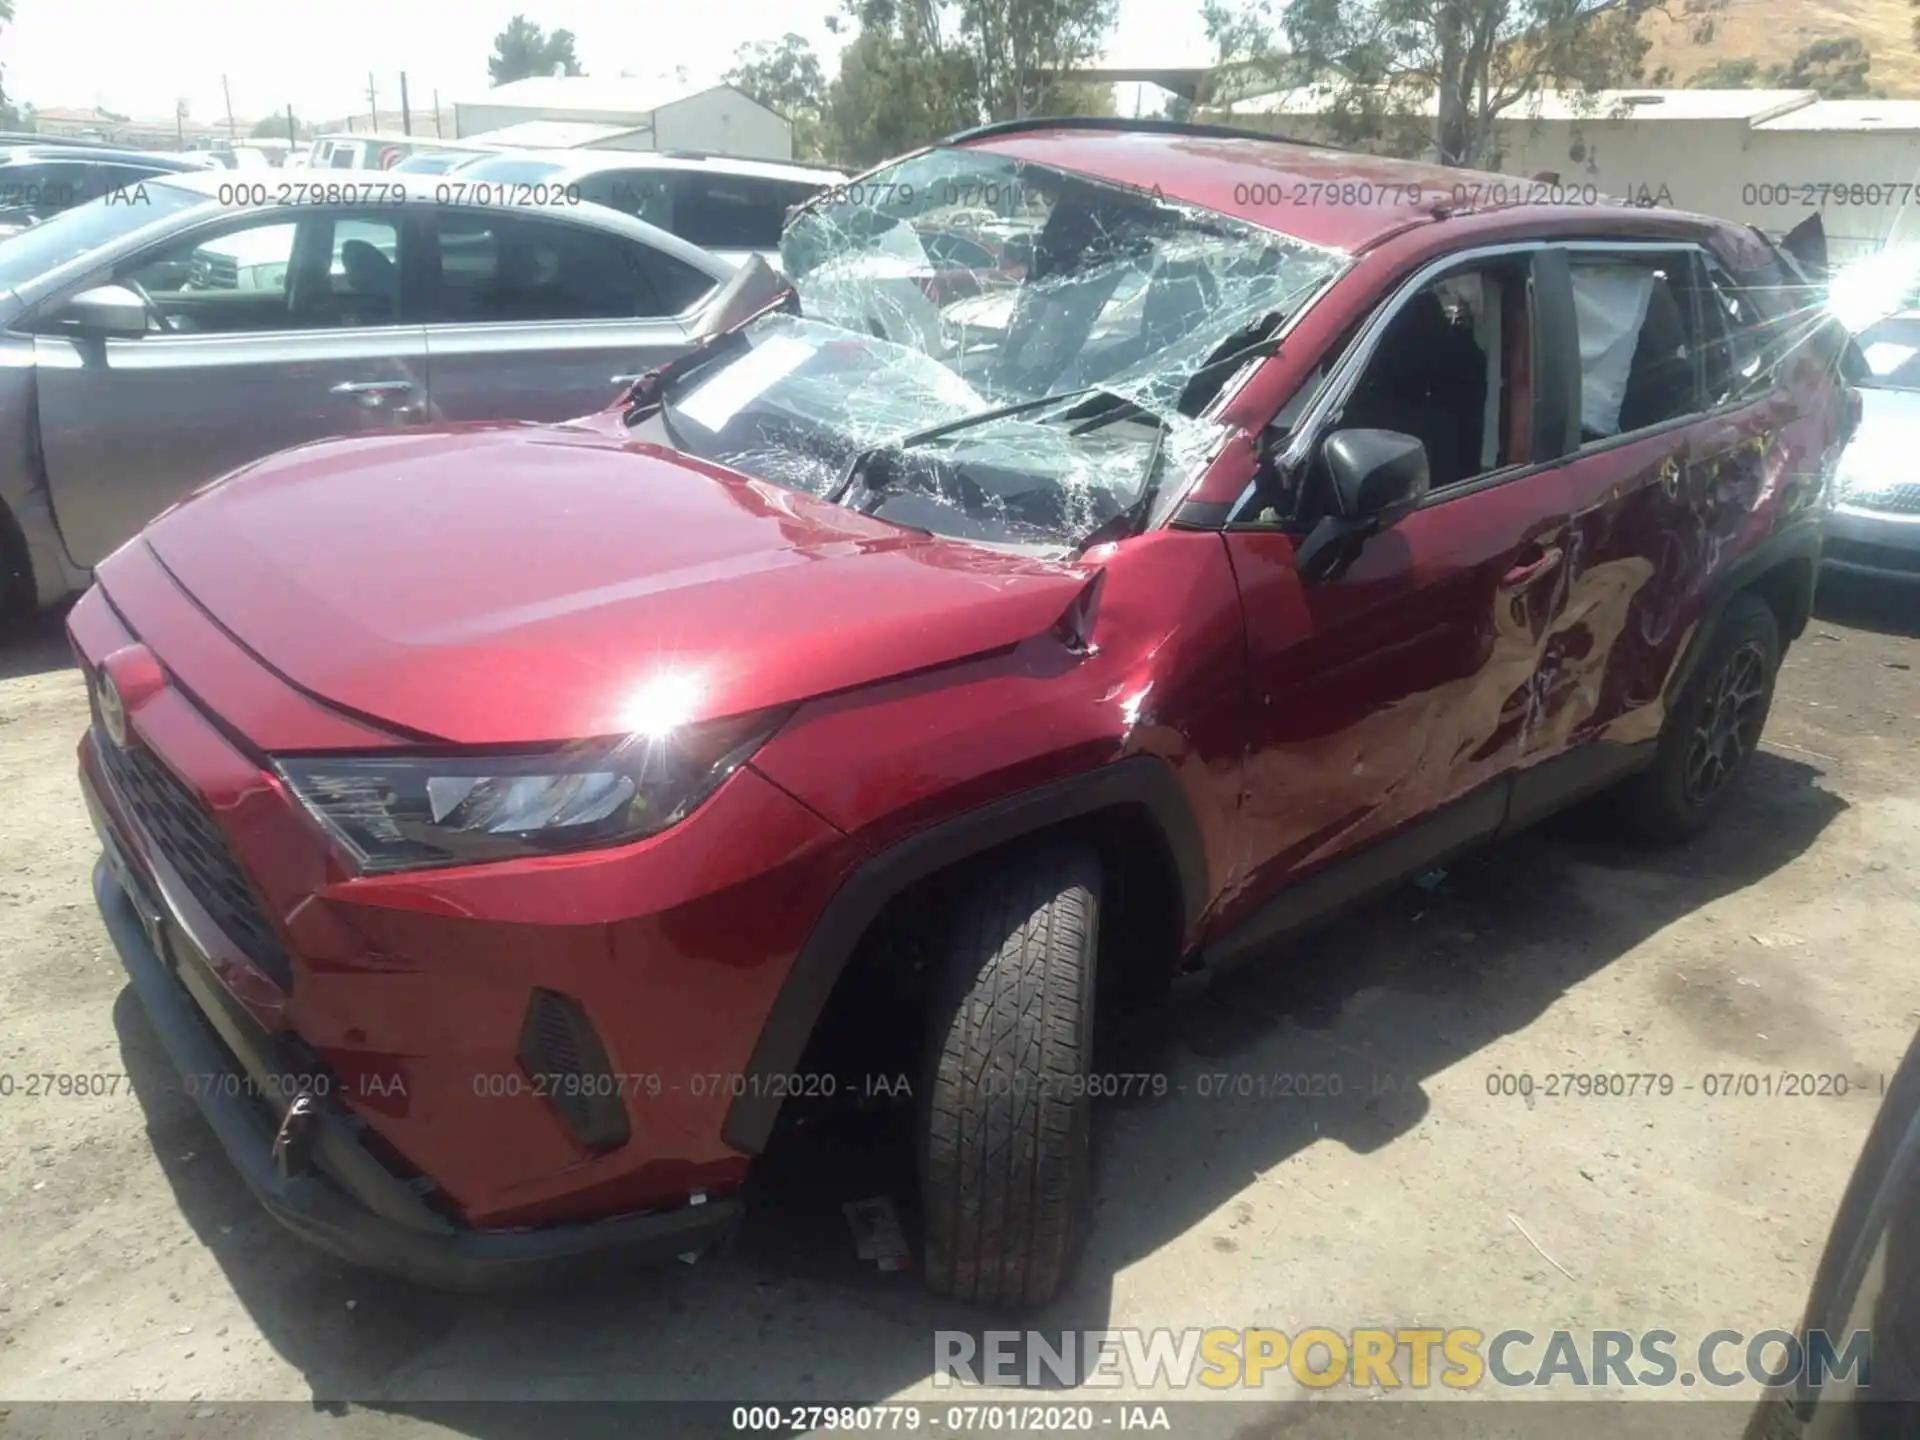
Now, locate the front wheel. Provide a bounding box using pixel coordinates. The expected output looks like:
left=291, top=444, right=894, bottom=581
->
left=918, top=839, right=1101, bottom=1308
left=1622, top=592, right=1781, bottom=843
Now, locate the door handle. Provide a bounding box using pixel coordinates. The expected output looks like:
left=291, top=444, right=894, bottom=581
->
left=1501, top=545, right=1563, bottom=588
left=330, top=379, right=415, bottom=407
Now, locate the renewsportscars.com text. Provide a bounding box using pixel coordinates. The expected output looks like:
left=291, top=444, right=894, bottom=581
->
left=933, top=1327, right=1873, bottom=1391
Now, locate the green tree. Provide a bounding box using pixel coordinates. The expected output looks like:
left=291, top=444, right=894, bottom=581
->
left=1684, top=38, right=1873, bottom=98
left=487, top=15, right=584, bottom=86
left=251, top=114, right=308, bottom=141
left=1769, top=36, right=1873, bottom=98
left=825, top=17, right=978, bottom=167
left=820, top=0, right=1121, bottom=165
left=1685, top=55, right=1761, bottom=88
left=959, top=0, right=1119, bottom=121
left=0, top=0, right=17, bottom=129
left=1206, top=0, right=1721, bottom=165
left=726, top=33, right=831, bottom=158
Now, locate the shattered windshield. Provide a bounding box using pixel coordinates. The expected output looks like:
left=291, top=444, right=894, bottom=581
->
left=655, top=147, right=1346, bottom=550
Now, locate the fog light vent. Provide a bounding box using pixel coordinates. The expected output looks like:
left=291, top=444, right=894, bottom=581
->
left=517, top=987, right=632, bottom=1153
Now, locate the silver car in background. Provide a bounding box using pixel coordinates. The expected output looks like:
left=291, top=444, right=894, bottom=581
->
left=0, top=169, right=733, bottom=617
left=1827, top=309, right=1920, bottom=583
left=448, top=150, right=844, bottom=270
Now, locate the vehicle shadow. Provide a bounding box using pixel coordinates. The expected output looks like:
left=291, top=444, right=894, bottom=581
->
left=109, top=749, right=1846, bottom=1434
left=0, top=605, right=77, bottom=680
left=1814, top=572, right=1920, bottom=641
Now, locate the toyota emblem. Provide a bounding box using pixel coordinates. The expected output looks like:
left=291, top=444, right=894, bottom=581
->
left=97, top=671, right=128, bottom=749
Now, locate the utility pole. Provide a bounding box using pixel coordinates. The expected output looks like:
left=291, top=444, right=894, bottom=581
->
left=433, top=88, right=442, bottom=138
left=287, top=103, right=297, bottom=151
left=399, top=72, right=412, bottom=135
left=367, top=72, right=378, bottom=130
left=222, top=75, right=237, bottom=139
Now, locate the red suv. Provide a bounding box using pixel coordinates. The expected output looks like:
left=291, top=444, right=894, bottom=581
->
left=75, top=119, right=1857, bottom=1306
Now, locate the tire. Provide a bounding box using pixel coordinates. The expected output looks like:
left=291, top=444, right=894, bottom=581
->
left=919, top=839, right=1100, bottom=1308
left=1622, top=592, right=1781, bottom=843
left=0, top=499, right=34, bottom=630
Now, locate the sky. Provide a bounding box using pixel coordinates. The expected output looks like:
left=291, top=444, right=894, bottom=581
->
left=5, top=0, right=1217, bottom=128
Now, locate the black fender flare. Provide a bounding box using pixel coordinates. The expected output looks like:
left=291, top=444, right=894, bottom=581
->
left=720, top=754, right=1209, bottom=1155
left=1664, top=516, right=1821, bottom=709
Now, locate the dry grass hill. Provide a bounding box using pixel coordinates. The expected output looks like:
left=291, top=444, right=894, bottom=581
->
left=1639, top=0, right=1920, bottom=97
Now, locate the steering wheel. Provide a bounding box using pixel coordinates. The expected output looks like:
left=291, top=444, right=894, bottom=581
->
left=122, top=277, right=175, bottom=334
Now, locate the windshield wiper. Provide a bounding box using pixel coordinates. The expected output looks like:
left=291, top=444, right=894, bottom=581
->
left=622, top=329, right=753, bottom=423
left=825, top=385, right=1137, bottom=509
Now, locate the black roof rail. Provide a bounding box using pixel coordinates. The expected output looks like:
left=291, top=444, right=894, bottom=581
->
left=653, top=148, right=847, bottom=173
left=0, top=130, right=124, bottom=149
left=939, top=114, right=1360, bottom=155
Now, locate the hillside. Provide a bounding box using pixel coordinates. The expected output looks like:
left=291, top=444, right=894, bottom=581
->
left=1640, top=0, right=1920, bottom=97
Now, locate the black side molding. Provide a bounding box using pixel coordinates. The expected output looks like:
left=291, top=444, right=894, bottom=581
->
left=1198, top=780, right=1507, bottom=980
left=1666, top=516, right=1822, bottom=708
left=722, top=754, right=1209, bottom=1155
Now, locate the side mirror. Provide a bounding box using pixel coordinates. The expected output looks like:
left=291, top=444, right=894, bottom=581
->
left=1324, top=427, right=1430, bottom=521
left=1294, top=428, right=1431, bottom=584
left=691, top=254, right=794, bottom=343
left=62, top=284, right=151, bottom=337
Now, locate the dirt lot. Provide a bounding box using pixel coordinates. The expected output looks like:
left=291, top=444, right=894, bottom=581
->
left=1, top=575, right=1917, bottom=1437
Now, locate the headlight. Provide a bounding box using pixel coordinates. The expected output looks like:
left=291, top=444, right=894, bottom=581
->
left=275, top=708, right=787, bottom=874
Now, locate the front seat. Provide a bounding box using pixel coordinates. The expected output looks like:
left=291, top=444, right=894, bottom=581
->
left=1340, top=290, right=1487, bottom=489
left=338, top=239, right=397, bottom=322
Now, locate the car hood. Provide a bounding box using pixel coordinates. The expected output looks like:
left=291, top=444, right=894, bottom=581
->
left=129, top=422, right=1092, bottom=747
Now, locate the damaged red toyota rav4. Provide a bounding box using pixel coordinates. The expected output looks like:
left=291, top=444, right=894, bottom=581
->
left=76, top=118, right=1856, bottom=1307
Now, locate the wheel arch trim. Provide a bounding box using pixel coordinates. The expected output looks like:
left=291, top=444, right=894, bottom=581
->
left=1663, top=517, right=1820, bottom=709
left=720, top=754, right=1208, bottom=1155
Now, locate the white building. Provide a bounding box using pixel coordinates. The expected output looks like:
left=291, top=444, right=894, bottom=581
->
left=1217, top=86, right=1920, bottom=263
left=453, top=78, right=792, bottom=161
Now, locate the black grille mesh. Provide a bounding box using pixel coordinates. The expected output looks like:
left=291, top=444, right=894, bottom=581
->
left=89, top=672, right=294, bottom=991
left=518, top=988, right=631, bottom=1152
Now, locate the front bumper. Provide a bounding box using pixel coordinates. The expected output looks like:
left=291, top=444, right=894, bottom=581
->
left=1823, top=502, right=1920, bottom=582
left=91, top=805, right=741, bottom=1289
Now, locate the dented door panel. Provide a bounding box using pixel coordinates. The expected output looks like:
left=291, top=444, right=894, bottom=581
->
left=1547, top=423, right=1699, bottom=752
left=1217, top=467, right=1573, bottom=935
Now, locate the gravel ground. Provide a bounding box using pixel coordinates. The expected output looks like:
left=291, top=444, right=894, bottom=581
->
left=0, top=573, right=1916, bottom=1440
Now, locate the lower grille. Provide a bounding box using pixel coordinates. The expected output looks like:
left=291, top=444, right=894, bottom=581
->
left=88, top=675, right=294, bottom=991
left=1827, top=537, right=1920, bottom=576
left=518, top=989, right=632, bottom=1153
left=1843, top=481, right=1920, bottom=515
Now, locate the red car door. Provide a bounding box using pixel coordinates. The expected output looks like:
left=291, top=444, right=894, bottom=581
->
left=1208, top=244, right=1576, bottom=963
left=1507, top=241, right=1706, bottom=829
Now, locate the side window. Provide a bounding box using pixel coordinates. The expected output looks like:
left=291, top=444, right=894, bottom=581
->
left=1331, top=257, right=1531, bottom=493
left=1568, top=253, right=1700, bottom=444
left=630, top=242, right=716, bottom=315
left=0, top=161, right=91, bottom=216
left=678, top=176, right=812, bottom=250
left=96, top=164, right=166, bottom=199
left=109, top=212, right=401, bottom=333
left=330, top=146, right=358, bottom=171
left=584, top=170, right=677, bottom=231
left=424, top=212, right=709, bottom=322
left=1696, top=256, right=1774, bottom=408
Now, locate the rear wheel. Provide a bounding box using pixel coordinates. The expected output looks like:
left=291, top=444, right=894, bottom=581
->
left=1622, top=592, right=1781, bottom=843
left=0, top=499, right=34, bottom=630
left=918, top=839, right=1100, bottom=1308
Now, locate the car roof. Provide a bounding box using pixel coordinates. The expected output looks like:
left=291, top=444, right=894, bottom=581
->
left=462, top=148, right=846, bottom=186
left=0, top=145, right=209, bottom=170
left=945, top=119, right=1713, bottom=255
left=138, top=169, right=736, bottom=280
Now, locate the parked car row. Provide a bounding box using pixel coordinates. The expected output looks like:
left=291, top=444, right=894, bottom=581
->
left=0, top=145, right=857, bottom=617
left=17, top=117, right=1872, bottom=1311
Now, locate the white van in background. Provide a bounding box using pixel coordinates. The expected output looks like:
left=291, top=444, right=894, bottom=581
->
left=303, top=133, right=449, bottom=172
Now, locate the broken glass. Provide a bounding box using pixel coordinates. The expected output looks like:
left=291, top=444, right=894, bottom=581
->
left=656, top=145, right=1347, bottom=549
